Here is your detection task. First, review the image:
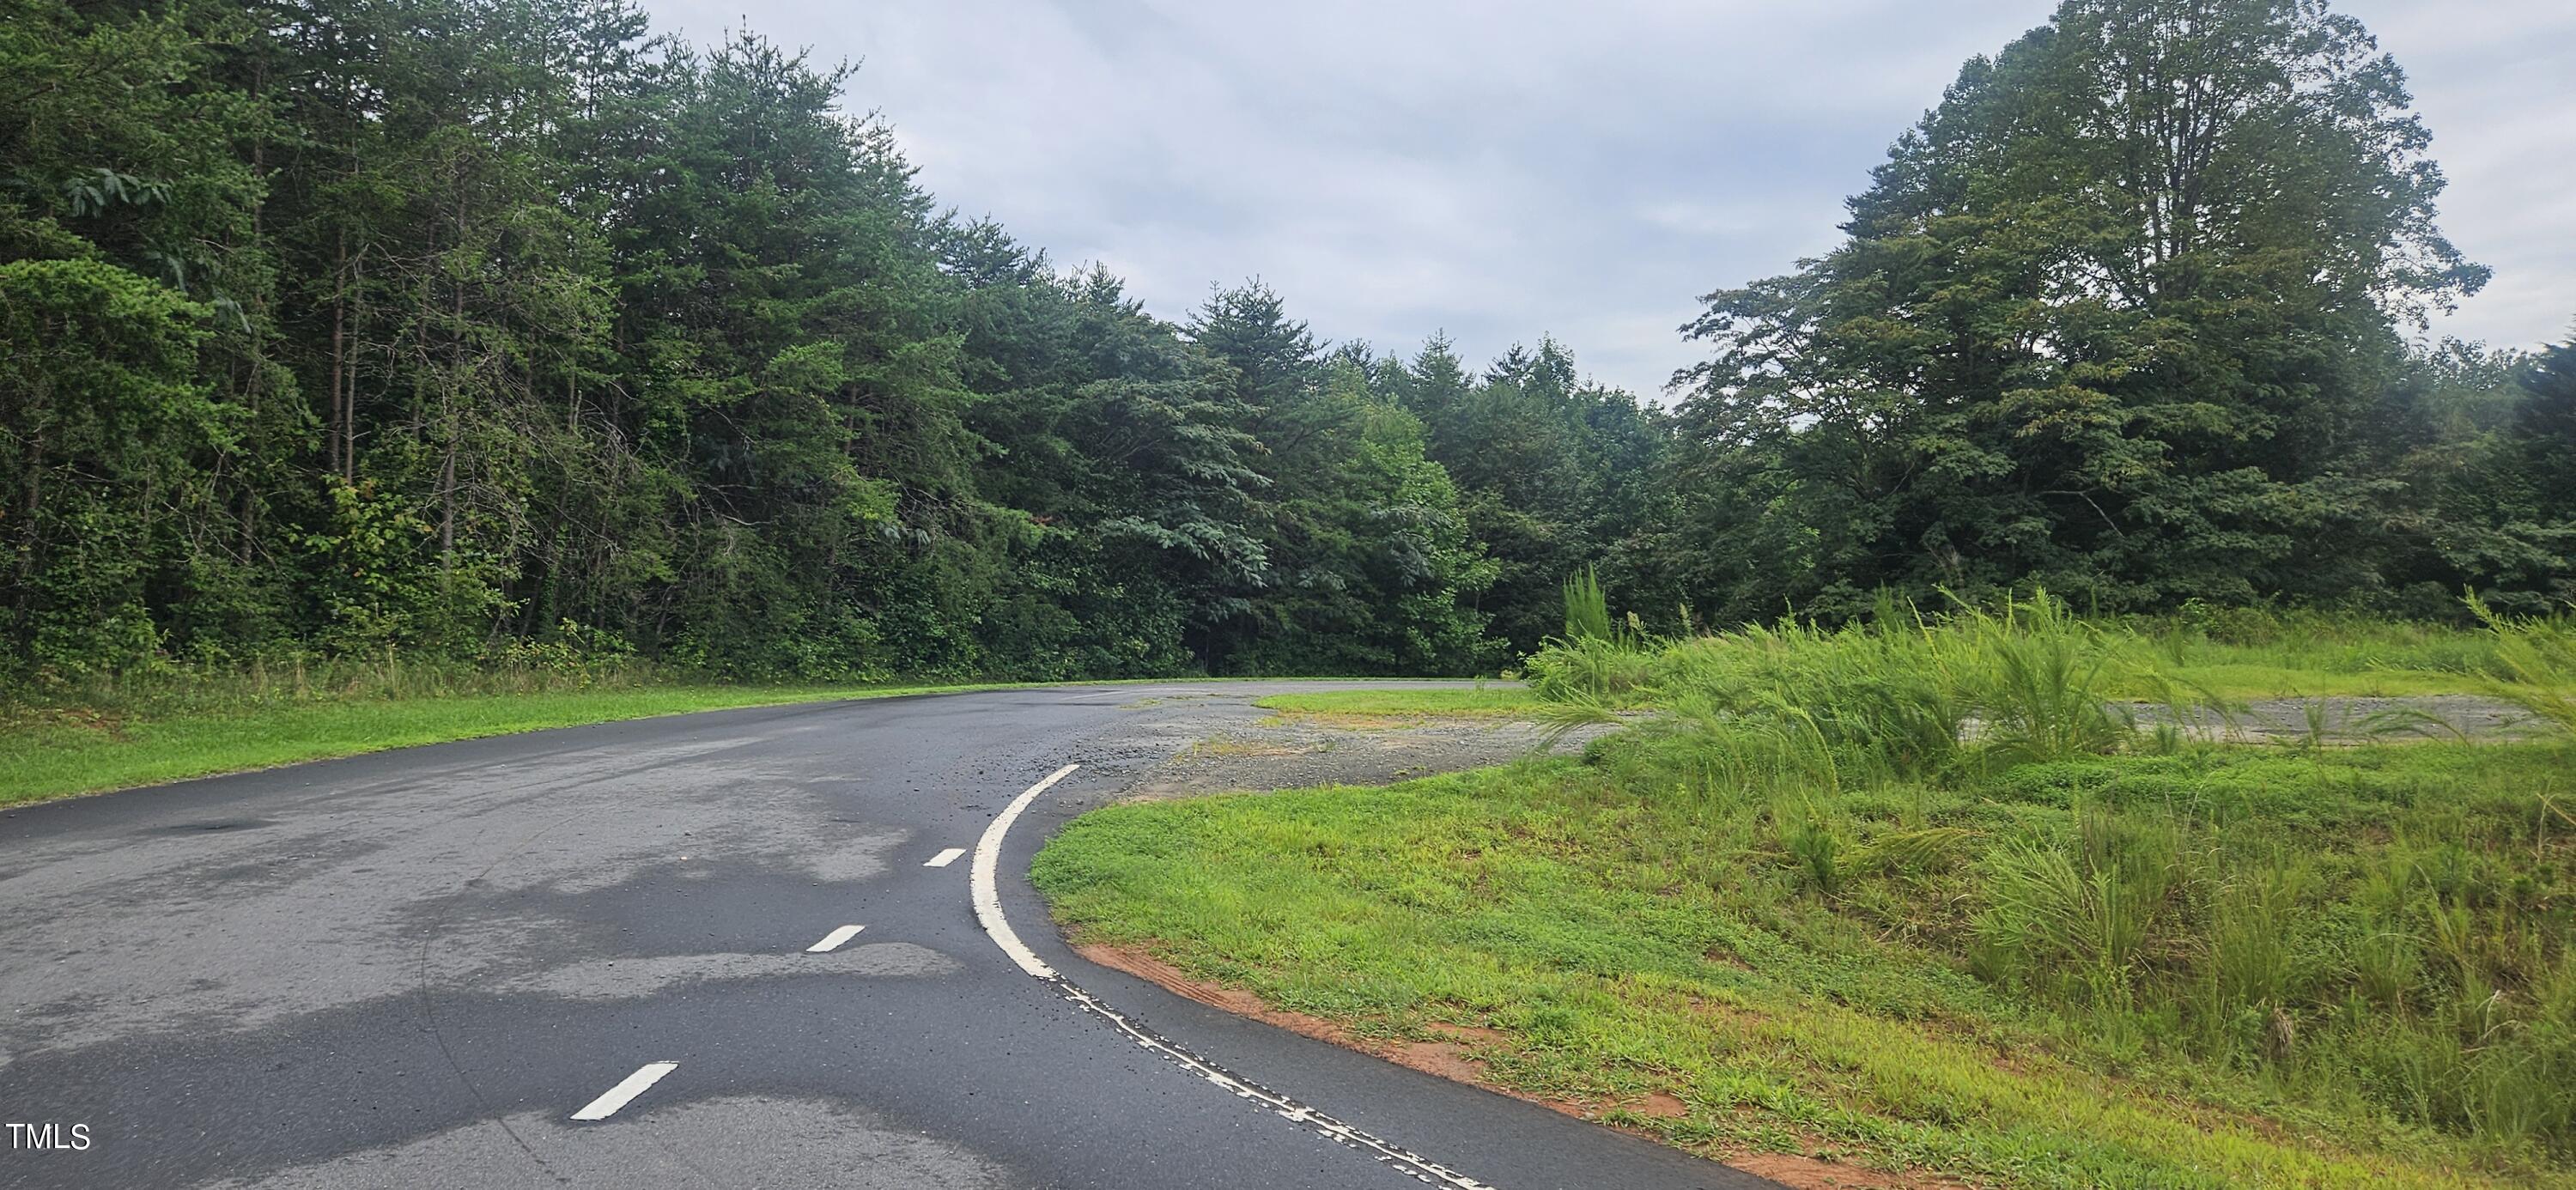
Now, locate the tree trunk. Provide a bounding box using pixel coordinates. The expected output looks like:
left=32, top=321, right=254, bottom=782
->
left=12, top=391, right=46, bottom=650
left=329, top=228, right=346, bottom=478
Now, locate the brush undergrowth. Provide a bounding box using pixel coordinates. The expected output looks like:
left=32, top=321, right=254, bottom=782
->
left=2471, top=594, right=2576, bottom=732
left=1528, top=591, right=2191, bottom=780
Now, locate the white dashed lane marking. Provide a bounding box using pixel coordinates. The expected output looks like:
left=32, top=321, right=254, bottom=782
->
left=923, top=847, right=967, bottom=868
left=570, top=1061, right=677, bottom=1121
left=806, top=924, right=866, bottom=953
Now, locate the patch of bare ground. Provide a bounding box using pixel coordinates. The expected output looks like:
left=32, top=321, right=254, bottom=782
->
left=1734, top=1151, right=1975, bottom=1190
left=1634, top=1090, right=1689, bottom=1119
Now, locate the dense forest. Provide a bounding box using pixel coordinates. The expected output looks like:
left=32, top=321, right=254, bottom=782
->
left=3, top=0, right=2570, bottom=686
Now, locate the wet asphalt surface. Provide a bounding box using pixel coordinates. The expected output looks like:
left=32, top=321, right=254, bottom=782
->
left=0, top=683, right=1768, bottom=1189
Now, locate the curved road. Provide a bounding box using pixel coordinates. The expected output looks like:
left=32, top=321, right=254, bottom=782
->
left=0, top=683, right=1771, bottom=1189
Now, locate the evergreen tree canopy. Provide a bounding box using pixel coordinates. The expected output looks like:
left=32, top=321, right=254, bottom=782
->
left=2, top=0, right=2567, bottom=686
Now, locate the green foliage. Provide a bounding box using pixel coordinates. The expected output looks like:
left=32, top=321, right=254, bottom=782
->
left=1183, top=292, right=1501, bottom=675
left=1038, top=732, right=2576, bottom=1186
left=1972, top=821, right=2176, bottom=1006
left=0, top=257, right=219, bottom=674
left=3, top=0, right=2568, bottom=695
left=1561, top=565, right=1617, bottom=643
left=1396, top=336, right=1665, bottom=657
left=1513, top=594, right=2576, bottom=1163
left=2471, top=594, right=2576, bottom=732
left=1957, top=595, right=2129, bottom=766
left=0, top=0, right=1512, bottom=685
left=1778, top=804, right=1848, bottom=896
left=1655, top=0, right=2555, bottom=626
left=1528, top=590, right=2188, bottom=785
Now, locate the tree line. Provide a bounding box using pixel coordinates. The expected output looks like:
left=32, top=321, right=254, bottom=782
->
left=3, top=0, right=2569, bottom=685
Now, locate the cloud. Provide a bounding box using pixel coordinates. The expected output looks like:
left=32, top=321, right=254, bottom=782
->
left=2341, top=0, right=2576, bottom=348
left=641, top=0, right=2576, bottom=396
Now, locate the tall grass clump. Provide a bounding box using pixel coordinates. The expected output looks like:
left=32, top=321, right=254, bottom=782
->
left=1561, top=565, right=1621, bottom=645
left=1523, top=567, right=1658, bottom=707
left=1528, top=587, right=2166, bottom=783
left=1954, top=595, right=2128, bottom=765
left=2470, top=593, right=2576, bottom=733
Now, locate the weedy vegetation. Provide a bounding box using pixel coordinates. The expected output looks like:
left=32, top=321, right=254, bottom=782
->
left=1039, top=588, right=2576, bottom=1187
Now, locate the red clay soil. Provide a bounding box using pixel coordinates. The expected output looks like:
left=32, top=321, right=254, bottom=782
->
left=1732, top=1153, right=1966, bottom=1190
left=1074, top=944, right=1532, bottom=1094
left=1071, top=943, right=1974, bottom=1190
left=1074, top=944, right=1348, bottom=1042
left=1634, top=1090, right=1690, bottom=1119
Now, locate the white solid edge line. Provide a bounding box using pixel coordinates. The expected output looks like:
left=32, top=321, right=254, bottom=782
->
left=1053, top=980, right=1502, bottom=1190
left=965, top=760, right=1504, bottom=1190
left=570, top=1061, right=677, bottom=1121
left=924, top=847, right=967, bottom=868
left=970, top=762, right=1079, bottom=978
left=806, top=924, right=866, bottom=953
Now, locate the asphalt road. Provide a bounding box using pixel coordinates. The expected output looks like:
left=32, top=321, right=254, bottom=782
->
left=0, top=683, right=1772, bottom=1189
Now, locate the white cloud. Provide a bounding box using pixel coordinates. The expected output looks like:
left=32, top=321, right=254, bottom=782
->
left=642, top=0, right=2576, bottom=395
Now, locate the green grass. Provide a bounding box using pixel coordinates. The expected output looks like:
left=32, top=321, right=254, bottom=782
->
left=1253, top=687, right=1540, bottom=724
left=1037, top=597, right=2576, bottom=1187
left=0, top=664, right=1492, bottom=807
left=0, top=681, right=968, bottom=805
left=1038, top=742, right=2576, bottom=1188
left=2105, top=662, right=2487, bottom=700
left=1528, top=595, right=2513, bottom=707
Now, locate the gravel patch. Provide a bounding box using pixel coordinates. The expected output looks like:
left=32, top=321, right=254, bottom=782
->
left=2127, top=695, right=2550, bottom=744
left=1121, top=717, right=1613, bottom=798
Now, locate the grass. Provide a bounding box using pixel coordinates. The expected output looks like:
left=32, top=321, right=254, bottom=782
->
left=2111, top=663, right=2487, bottom=700
left=1253, top=687, right=1540, bottom=726
left=2473, top=595, right=2576, bottom=732
left=1038, top=744, right=2576, bottom=1188
left=0, top=679, right=974, bottom=806
left=0, top=658, right=1466, bottom=807
left=2113, top=609, right=2507, bottom=700
left=1532, top=594, right=2508, bottom=708
left=1036, top=594, right=2576, bottom=1187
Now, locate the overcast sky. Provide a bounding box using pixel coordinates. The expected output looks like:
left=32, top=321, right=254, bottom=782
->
left=641, top=0, right=2576, bottom=398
